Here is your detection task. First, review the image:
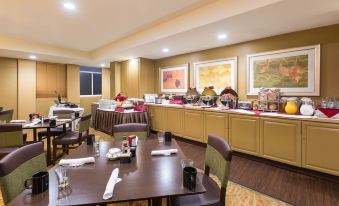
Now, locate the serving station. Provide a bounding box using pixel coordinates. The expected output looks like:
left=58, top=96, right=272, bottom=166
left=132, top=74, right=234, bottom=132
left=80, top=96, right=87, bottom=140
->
left=146, top=103, right=339, bottom=176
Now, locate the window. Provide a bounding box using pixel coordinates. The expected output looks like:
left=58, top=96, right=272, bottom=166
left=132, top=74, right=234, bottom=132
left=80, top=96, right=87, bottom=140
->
left=80, top=66, right=102, bottom=96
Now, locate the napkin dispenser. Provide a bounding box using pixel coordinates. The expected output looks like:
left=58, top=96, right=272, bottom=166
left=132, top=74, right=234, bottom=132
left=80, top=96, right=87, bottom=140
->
left=120, top=153, right=132, bottom=163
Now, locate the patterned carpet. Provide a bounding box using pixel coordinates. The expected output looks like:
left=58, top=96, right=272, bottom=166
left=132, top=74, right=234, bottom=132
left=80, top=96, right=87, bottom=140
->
left=0, top=128, right=290, bottom=206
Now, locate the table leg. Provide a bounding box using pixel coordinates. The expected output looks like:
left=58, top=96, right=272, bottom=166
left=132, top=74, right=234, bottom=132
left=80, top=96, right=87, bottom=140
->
left=46, top=128, right=51, bottom=165
left=33, top=129, right=37, bottom=142
left=63, top=124, right=66, bottom=132
left=151, top=198, right=162, bottom=206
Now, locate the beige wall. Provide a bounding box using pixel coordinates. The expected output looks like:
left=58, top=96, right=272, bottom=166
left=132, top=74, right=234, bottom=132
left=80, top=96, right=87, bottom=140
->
left=0, top=58, right=18, bottom=119
left=18, top=60, right=36, bottom=120
left=36, top=98, right=55, bottom=117
left=80, top=96, right=101, bottom=114
left=66, top=64, right=80, bottom=104
left=102, top=68, right=111, bottom=99
left=154, top=24, right=339, bottom=99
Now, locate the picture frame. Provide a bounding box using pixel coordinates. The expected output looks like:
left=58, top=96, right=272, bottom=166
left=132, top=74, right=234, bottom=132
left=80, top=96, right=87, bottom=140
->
left=160, top=64, right=188, bottom=93
left=194, top=57, right=238, bottom=94
left=247, top=45, right=320, bottom=96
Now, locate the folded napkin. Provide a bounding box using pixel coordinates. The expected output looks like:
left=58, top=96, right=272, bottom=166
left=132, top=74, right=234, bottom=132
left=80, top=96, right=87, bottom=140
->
left=24, top=119, right=41, bottom=127
left=57, top=119, right=72, bottom=122
left=151, top=149, right=178, bottom=156
left=103, top=168, right=122, bottom=200
left=59, top=157, right=95, bottom=166
left=10, top=120, right=26, bottom=123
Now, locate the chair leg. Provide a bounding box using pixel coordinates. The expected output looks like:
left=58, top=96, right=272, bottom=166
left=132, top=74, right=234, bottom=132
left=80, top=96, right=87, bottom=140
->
left=53, top=143, right=57, bottom=165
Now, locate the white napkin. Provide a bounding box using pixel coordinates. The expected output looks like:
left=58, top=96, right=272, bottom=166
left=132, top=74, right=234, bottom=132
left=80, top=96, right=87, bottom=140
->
left=24, top=119, right=41, bottom=127
left=10, top=120, right=26, bottom=123
left=59, top=157, right=95, bottom=166
left=103, top=168, right=122, bottom=200
left=57, top=119, right=72, bottom=122
left=151, top=149, right=178, bottom=156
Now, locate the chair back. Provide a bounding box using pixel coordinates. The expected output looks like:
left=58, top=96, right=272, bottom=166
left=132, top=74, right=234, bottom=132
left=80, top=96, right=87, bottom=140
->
left=53, top=110, right=75, bottom=119
left=0, top=124, right=24, bottom=147
left=0, top=142, right=47, bottom=204
left=0, top=109, right=14, bottom=123
left=79, top=114, right=91, bottom=133
left=205, top=135, right=232, bottom=188
left=113, top=123, right=148, bottom=141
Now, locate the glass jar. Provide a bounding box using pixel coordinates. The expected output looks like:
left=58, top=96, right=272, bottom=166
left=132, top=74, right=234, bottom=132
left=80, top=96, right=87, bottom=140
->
left=300, top=98, right=315, bottom=116
left=285, top=97, right=299, bottom=115
left=280, top=97, right=288, bottom=113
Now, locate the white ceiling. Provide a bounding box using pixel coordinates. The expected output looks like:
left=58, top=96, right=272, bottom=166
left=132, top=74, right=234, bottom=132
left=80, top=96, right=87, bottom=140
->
left=0, top=0, right=339, bottom=66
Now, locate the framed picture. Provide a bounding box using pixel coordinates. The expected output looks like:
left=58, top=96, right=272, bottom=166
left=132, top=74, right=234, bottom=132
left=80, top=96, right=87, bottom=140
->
left=194, top=57, right=237, bottom=94
left=160, top=64, right=188, bottom=93
left=247, top=45, right=320, bottom=96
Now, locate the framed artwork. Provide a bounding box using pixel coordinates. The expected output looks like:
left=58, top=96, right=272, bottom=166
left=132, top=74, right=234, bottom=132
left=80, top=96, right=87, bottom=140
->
left=194, top=57, right=238, bottom=94
left=160, top=64, right=188, bottom=93
left=247, top=45, right=320, bottom=96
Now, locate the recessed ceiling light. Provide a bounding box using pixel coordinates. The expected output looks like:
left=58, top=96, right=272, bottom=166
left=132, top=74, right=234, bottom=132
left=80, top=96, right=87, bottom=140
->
left=218, top=34, right=227, bottom=40
left=162, top=48, right=170, bottom=53
left=63, top=2, right=76, bottom=10
left=100, top=63, right=106, bottom=67
left=29, top=55, right=37, bottom=60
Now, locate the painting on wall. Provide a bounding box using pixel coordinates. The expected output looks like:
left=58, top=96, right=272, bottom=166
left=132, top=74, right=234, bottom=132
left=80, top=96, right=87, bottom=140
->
left=247, top=45, right=320, bottom=96
left=160, top=64, right=188, bottom=93
left=194, top=57, right=237, bottom=94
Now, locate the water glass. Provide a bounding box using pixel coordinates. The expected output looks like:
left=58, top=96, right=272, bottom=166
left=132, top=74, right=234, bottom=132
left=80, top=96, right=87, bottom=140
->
left=55, top=166, right=70, bottom=189
left=157, top=132, right=164, bottom=143
left=321, top=98, right=328, bottom=109
left=328, top=97, right=336, bottom=109
left=94, top=141, right=100, bottom=156
left=181, top=159, right=194, bottom=168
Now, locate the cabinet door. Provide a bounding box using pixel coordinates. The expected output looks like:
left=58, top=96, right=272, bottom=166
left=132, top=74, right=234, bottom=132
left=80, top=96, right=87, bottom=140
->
left=184, top=110, right=205, bottom=142
left=229, top=114, right=260, bottom=156
left=302, top=122, right=339, bottom=176
left=204, top=112, right=228, bottom=142
left=260, top=118, right=301, bottom=166
left=149, top=107, right=167, bottom=132
left=167, top=108, right=184, bottom=136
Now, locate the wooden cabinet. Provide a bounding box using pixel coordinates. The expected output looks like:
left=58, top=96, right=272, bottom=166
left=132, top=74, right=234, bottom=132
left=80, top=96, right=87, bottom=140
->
left=36, top=62, right=66, bottom=97
left=260, top=118, right=302, bottom=166
left=167, top=108, right=184, bottom=136
left=229, top=114, right=260, bottom=156
left=149, top=107, right=167, bottom=132
left=204, top=112, right=228, bottom=142
left=302, top=122, right=339, bottom=176
left=184, top=110, right=205, bottom=142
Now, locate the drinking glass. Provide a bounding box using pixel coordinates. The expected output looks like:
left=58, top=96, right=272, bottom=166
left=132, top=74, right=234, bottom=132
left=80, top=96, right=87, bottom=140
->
left=181, top=159, right=194, bottom=168
left=157, top=132, right=164, bottom=143
left=0, top=120, right=6, bottom=124
left=55, top=166, right=70, bottom=189
left=321, top=98, right=328, bottom=109
left=328, top=97, right=336, bottom=109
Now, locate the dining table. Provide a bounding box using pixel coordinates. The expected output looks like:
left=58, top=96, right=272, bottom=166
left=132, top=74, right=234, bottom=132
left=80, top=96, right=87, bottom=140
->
left=22, top=119, right=77, bottom=165
left=7, top=138, right=206, bottom=206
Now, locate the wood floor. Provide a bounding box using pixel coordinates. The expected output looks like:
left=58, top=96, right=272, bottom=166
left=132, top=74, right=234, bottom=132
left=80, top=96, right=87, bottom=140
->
left=175, top=137, right=339, bottom=206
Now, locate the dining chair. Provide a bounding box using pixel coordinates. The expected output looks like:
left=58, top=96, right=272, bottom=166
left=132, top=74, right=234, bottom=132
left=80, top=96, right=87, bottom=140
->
left=37, top=110, right=74, bottom=141
left=173, top=134, right=233, bottom=206
left=0, top=109, right=14, bottom=123
left=52, top=114, right=91, bottom=164
left=113, top=123, right=149, bottom=141
left=0, top=124, right=25, bottom=159
left=0, top=142, right=47, bottom=204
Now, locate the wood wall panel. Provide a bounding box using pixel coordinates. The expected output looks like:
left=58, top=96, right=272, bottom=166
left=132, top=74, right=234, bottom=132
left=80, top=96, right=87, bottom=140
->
left=18, top=60, right=36, bottom=120
left=66, top=64, right=80, bottom=104
left=102, top=68, right=111, bottom=99
left=139, top=58, right=155, bottom=97
left=0, top=58, right=18, bottom=119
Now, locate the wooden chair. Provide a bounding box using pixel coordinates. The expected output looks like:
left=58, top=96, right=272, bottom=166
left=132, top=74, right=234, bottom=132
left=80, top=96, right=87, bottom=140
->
left=0, top=109, right=14, bottom=123
left=0, top=124, right=25, bottom=159
left=37, top=110, right=74, bottom=141
left=113, top=123, right=148, bottom=141
left=52, top=114, right=91, bottom=164
left=173, top=134, right=233, bottom=206
left=0, top=142, right=47, bottom=204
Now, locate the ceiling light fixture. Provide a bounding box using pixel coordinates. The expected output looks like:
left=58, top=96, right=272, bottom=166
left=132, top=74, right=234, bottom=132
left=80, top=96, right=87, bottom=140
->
left=63, top=2, right=76, bottom=10
left=162, top=48, right=170, bottom=53
left=29, top=55, right=37, bottom=60
left=218, top=34, right=227, bottom=40
left=100, top=63, right=106, bottom=67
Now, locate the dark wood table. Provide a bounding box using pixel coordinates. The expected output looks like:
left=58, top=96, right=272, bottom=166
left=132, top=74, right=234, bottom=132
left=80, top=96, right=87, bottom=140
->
left=93, top=109, right=149, bottom=135
left=22, top=119, right=74, bottom=165
left=7, top=138, right=205, bottom=206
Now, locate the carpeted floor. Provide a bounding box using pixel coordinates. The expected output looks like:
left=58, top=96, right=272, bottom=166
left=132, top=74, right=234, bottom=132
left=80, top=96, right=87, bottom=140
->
left=0, top=128, right=290, bottom=206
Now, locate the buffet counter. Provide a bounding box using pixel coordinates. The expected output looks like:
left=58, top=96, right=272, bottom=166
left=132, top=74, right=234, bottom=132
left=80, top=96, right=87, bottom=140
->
left=146, top=103, right=339, bottom=176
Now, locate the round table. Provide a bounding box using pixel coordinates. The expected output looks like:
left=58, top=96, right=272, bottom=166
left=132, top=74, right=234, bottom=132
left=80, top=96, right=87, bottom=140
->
left=93, top=108, right=150, bottom=135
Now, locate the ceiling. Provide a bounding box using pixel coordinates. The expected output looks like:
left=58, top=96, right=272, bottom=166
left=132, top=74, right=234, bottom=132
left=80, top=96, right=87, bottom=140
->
left=1, top=0, right=339, bottom=67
